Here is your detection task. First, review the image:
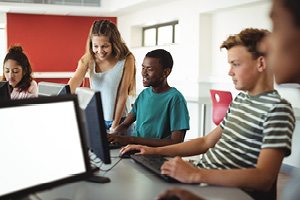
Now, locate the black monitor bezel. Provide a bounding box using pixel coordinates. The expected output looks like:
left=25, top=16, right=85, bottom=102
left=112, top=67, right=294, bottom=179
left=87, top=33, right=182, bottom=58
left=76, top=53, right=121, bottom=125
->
left=76, top=87, right=111, bottom=164
left=0, top=95, right=94, bottom=200
left=0, top=81, right=11, bottom=101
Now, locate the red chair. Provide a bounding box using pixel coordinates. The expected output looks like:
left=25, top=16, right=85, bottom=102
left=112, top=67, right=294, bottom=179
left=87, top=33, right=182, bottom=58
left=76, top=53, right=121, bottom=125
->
left=209, top=89, right=233, bottom=125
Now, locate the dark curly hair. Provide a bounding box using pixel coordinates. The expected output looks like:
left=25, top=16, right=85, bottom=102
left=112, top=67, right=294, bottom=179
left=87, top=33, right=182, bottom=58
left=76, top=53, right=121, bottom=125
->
left=2, top=45, right=34, bottom=92
left=220, top=28, right=270, bottom=59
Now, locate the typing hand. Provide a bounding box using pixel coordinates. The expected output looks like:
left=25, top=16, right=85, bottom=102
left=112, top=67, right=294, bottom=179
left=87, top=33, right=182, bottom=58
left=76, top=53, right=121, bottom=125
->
left=107, top=134, right=130, bottom=146
left=120, top=144, right=154, bottom=155
left=156, top=187, right=205, bottom=200
left=160, top=157, right=200, bottom=184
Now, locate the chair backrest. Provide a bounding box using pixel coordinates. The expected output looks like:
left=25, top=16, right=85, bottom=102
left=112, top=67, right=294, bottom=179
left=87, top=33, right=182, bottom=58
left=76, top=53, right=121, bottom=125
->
left=209, top=89, right=233, bottom=125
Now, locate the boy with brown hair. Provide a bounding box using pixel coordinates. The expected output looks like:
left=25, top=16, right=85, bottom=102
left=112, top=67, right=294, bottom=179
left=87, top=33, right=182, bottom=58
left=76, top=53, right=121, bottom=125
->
left=123, top=28, right=295, bottom=200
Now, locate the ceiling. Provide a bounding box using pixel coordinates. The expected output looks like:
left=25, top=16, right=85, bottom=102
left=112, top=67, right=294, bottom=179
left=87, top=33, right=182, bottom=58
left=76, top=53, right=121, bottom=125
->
left=0, top=0, right=269, bottom=17
left=0, top=0, right=178, bottom=17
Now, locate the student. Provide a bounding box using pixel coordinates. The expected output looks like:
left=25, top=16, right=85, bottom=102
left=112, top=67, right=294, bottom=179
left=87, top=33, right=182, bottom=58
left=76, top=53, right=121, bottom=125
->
left=265, top=0, right=300, bottom=199
left=68, top=19, right=136, bottom=133
left=1, top=45, right=38, bottom=99
left=108, top=49, right=190, bottom=147
left=122, top=29, right=295, bottom=200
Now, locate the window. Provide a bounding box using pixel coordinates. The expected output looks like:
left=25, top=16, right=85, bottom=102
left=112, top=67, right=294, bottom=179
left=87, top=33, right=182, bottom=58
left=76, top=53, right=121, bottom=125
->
left=142, top=21, right=179, bottom=46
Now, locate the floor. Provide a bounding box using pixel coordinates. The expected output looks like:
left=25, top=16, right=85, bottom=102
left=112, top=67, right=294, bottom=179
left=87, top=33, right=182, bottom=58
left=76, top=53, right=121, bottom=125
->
left=277, top=172, right=291, bottom=200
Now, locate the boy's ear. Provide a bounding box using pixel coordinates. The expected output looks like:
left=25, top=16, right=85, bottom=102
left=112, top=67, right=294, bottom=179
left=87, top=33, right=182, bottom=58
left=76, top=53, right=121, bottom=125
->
left=163, top=68, right=171, bottom=78
left=257, top=56, right=267, bottom=72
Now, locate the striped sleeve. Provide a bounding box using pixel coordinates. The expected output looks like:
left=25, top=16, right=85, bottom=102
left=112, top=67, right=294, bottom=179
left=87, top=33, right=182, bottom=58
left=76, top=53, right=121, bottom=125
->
left=262, top=102, right=295, bottom=156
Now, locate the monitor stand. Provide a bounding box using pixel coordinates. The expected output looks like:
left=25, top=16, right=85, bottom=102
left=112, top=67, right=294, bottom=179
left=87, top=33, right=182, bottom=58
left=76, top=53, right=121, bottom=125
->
left=85, top=167, right=110, bottom=183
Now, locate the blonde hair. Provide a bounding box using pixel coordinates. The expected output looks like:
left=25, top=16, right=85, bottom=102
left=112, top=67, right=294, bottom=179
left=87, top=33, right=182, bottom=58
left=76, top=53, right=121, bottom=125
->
left=82, top=19, right=136, bottom=96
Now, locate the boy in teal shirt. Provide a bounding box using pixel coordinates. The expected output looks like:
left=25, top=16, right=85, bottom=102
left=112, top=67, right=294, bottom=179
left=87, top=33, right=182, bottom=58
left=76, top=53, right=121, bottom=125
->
left=108, top=49, right=189, bottom=147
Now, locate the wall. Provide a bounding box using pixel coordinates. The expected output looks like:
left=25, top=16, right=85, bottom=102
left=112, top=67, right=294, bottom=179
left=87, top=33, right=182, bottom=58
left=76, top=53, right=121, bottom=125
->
left=118, top=0, right=300, bottom=168
left=6, top=13, right=116, bottom=83
left=118, top=0, right=201, bottom=99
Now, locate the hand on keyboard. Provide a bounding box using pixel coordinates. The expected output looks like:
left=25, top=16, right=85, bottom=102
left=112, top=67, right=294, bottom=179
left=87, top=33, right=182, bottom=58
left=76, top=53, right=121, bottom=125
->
left=160, top=157, right=200, bottom=184
left=107, top=134, right=130, bottom=146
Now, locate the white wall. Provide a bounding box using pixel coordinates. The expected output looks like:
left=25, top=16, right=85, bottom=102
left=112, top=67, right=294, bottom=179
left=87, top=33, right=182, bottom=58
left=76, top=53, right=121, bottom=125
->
left=117, top=0, right=276, bottom=100
left=210, top=2, right=272, bottom=97
left=118, top=0, right=201, bottom=100
left=118, top=0, right=300, bottom=168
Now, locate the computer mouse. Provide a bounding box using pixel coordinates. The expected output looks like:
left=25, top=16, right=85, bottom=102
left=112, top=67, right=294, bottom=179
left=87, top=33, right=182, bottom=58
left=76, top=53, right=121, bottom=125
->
left=119, top=149, right=140, bottom=158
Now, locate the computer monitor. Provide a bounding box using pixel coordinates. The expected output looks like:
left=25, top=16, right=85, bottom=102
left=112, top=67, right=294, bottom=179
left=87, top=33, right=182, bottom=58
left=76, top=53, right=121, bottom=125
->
left=75, top=87, right=111, bottom=165
left=0, top=81, right=11, bottom=101
left=0, top=95, right=94, bottom=200
left=38, top=81, right=71, bottom=97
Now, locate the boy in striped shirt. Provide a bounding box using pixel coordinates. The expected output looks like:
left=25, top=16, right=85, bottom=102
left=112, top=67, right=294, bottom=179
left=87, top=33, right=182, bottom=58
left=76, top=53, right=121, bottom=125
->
left=121, top=28, right=295, bottom=199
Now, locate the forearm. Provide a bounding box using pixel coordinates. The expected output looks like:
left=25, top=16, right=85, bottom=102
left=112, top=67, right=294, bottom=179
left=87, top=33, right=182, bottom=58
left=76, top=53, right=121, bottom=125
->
left=113, top=113, right=136, bottom=135
left=182, top=148, right=284, bottom=191
left=193, top=168, right=275, bottom=192
left=68, top=62, right=87, bottom=93
left=112, top=94, right=128, bottom=129
left=153, top=138, right=210, bottom=157
left=113, top=123, right=130, bottom=135
left=68, top=77, right=83, bottom=93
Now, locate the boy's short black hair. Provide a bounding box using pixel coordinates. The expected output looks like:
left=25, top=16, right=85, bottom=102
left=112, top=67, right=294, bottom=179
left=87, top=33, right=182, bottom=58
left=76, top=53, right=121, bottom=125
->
left=145, top=49, right=173, bottom=70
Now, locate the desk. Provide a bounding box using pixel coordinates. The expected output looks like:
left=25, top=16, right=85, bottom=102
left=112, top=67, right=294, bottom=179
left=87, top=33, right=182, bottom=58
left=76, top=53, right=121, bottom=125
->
left=36, top=149, right=253, bottom=200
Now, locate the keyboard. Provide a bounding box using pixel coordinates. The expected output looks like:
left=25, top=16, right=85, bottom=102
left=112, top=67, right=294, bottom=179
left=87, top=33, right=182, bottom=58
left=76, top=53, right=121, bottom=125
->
left=130, top=154, right=181, bottom=183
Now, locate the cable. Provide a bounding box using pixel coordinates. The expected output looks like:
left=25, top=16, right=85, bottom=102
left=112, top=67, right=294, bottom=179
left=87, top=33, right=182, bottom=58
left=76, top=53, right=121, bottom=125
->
left=88, top=149, right=123, bottom=175
left=100, top=158, right=122, bottom=175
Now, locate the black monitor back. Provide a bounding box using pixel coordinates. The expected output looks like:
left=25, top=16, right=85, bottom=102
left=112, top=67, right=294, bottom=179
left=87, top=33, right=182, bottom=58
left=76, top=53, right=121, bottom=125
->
left=75, top=87, right=111, bottom=164
left=0, top=95, right=93, bottom=200
left=38, top=81, right=71, bottom=97
left=0, top=81, right=11, bottom=101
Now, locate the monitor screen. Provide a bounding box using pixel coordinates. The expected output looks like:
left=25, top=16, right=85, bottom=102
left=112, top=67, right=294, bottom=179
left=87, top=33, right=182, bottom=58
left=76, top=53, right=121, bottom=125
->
left=75, top=87, right=111, bottom=164
left=38, top=82, right=71, bottom=97
left=0, top=81, right=11, bottom=101
left=0, top=95, right=93, bottom=199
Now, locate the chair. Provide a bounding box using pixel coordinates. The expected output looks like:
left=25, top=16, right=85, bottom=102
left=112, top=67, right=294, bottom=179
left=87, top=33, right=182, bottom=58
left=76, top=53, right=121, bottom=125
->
left=209, top=89, right=233, bottom=125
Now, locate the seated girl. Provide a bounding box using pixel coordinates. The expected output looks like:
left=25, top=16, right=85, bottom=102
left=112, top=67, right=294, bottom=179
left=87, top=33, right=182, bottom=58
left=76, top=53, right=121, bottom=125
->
left=1, top=45, right=38, bottom=99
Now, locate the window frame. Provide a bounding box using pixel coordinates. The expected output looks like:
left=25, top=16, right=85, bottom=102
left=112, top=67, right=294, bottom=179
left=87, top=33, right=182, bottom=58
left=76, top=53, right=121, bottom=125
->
left=142, top=20, right=178, bottom=46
